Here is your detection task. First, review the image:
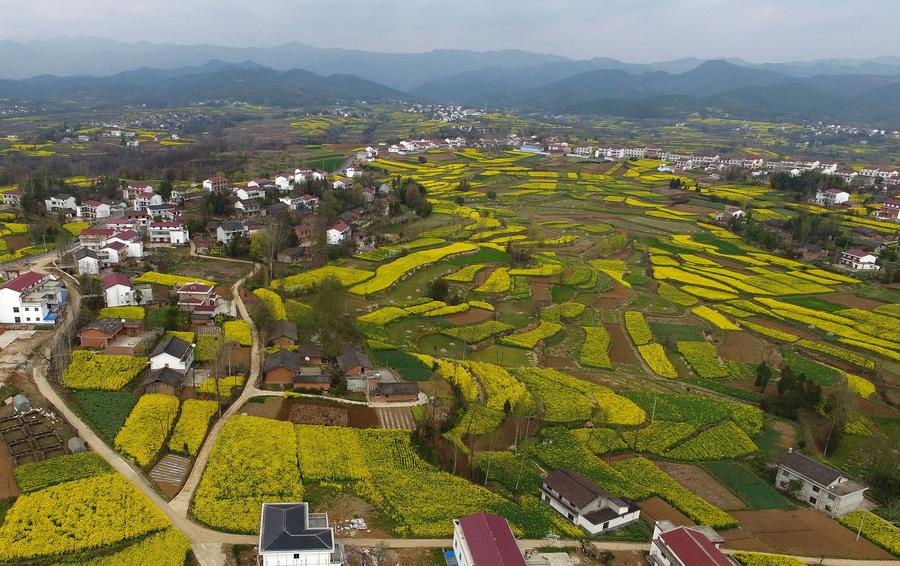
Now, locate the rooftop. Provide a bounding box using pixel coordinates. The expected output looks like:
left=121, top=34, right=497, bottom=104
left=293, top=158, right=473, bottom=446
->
left=779, top=450, right=846, bottom=487
left=102, top=273, right=131, bottom=289
left=658, top=527, right=734, bottom=566
left=150, top=336, right=192, bottom=360
left=259, top=503, right=334, bottom=553
left=1, top=271, right=47, bottom=293
left=457, top=512, right=526, bottom=566
left=264, top=349, right=300, bottom=374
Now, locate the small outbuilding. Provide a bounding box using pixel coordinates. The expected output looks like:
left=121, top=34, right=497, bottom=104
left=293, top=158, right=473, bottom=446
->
left=12, top=393, right=30, bottom=412
left=68, top=437, right=87, bottom=454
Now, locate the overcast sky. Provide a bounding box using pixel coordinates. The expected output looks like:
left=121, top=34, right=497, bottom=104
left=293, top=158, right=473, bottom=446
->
left=1, top=0, right=898, bottom=62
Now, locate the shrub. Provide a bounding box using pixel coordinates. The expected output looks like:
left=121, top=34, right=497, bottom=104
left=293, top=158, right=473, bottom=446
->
left=195, top=334, right=222, bottom=362
left=677, top=341, right=728, bottom=379
left=252, top=288, right=287, bottom=320
left=443, top=320, right=514, bottom=344
left=192, top=416, right=302, bottom=532
left=663, top=421, right=757, bottom=460
left=475, top=267, right=511, bottom=293
left=197, top=375, right=245, bottom=397
left=838, top=510, right=900, bottom=556
left=638, top=343, right=677, bottom=378
left=350, top=242, right=478, bottom=295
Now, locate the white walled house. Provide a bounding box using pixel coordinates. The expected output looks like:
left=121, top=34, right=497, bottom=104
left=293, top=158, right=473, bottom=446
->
left=45, top=193, right=77, bottom=213
left=2, top=189, right=22, bottom=208
left=815, top=188, right=850, bottom=206
left=326, top=222, right=351, bottom=245
left=133, top=191, right=163, bottom=211
left=258, top=503, right=345, bottom=566
left=274, top=173, right=293, bottom=190
left=106, top=230, right=144, bottom=259
left=74, top=248, right=100, bottom=275
left=202, top=176, right=228, bottom=192
left=839, top=248, right=880, bottom=271
left=77, top=200, right=111, bottom=219
left=149, top=221, right=189, bottom=245
left=216, top=221, right=251, bottom=244
left=452, top=512, right=525, bottom=566
left=149, top=335, right=194, bottom=372
left=0, top=271, right=65, bottom=325
left=102, top=273, right=152, bottom=307
left=123, top=183, right=153, bottom=201
left=540, top=469, right=640, bottom=535
left=98, top=241, right=128, bottom=265
left=776, top=449, right=868, bottom=517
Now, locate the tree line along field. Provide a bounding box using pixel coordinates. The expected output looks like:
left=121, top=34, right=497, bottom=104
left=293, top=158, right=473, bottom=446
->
left=189, top=149, right=900, bottom=554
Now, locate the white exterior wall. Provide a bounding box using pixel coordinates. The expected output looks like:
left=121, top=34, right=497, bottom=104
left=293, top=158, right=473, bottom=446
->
left=648, top=539, right=673, bottom=566
left=776, top=466, right=866, bottom=516
left=540, top=489, right=638, bottom=534
left=326, top=229, right=348, bottom=245
left=0, top=288, right=23, bottom=324
left=452, top=521, right=476, bottom=566
left=105, top=284, right=133, bottom=307
left=261, top=550, right=334, bottom=566
left=150, top=349, right=193, bottom=371
left=77, top=257, right=100, bottom=275
left=577, top=509, right=640, bottom=535
left=0, top=289, right=49, bottom=324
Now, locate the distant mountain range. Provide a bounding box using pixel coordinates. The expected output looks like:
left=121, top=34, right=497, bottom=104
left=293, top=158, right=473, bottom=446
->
left=0, top=61, right=406, bottom=107
left=3, top=38, right=900, bottom=126
left=4, top=38, right=900, bottom=89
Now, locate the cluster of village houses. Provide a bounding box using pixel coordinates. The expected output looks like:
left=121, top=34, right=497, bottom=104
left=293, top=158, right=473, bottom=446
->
left=260, top=447, right=869, bottom=566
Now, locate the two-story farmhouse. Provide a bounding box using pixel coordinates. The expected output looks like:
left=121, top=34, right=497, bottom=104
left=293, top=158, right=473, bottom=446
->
left=0, top=271, right=66, bottom=324
left=838, top=248, right=880, bottom=271
left=258, top=502, right=344, bottom=566
left=540, top=468, right=641, bottom=535
left=776, top=449, right=868, bottom=516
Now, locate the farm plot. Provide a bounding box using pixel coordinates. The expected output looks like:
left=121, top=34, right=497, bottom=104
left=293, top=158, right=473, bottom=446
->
left=703, top=461, right=791, bottom=509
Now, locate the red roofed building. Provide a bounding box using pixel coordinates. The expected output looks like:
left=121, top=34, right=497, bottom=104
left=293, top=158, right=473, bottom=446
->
left=0, top=271, right=65, bottom=324
left=326, top=221, right=351, bottom=245
left=203, top=176, right=228, bottom=192
left=80, top=227, right=115, bottom=250
left=452, top=512, right=525, bottom=566
left=875, top=198, right=900, bottom=221
left=649, top=522, right=736, bottom=566
left=175, top=282, right=217, bottom=313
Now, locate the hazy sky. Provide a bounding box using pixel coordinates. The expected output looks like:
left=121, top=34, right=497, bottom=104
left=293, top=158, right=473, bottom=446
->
left=1, top=0, right=899, bottom=62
